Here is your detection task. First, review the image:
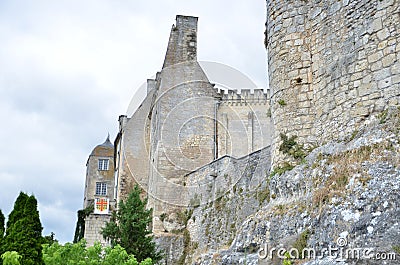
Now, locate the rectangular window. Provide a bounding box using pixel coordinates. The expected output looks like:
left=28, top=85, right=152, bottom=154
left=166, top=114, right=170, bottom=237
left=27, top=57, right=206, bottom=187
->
left=95, top=182, right=107, bottom=196
left=98, top=159, right=109, bottom=171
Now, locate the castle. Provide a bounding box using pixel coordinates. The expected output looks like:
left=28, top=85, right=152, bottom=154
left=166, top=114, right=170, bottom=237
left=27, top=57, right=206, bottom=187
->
left=81, top=0, right=400, bottom=262
left=82, top=15, right=272, bottom=246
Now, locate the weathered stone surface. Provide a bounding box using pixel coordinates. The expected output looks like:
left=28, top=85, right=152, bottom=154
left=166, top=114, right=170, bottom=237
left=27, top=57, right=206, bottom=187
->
left=195, top=107, right=400, bottom=265
left=266, top=0, right=400, bottom=167
left=155, top=234, right=185, bottom=265
left=84, top=214, right=111, bottom=246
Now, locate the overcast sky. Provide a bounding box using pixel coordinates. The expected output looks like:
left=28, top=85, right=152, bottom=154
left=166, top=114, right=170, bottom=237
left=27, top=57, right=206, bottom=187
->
left=0, top=0, right=267, bottom=243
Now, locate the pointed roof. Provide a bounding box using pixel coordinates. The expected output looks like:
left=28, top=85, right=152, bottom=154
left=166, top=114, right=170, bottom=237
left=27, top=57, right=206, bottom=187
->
left=99, top=134, right=113, bottom=148
left=90, top=134, right=114, bottom=157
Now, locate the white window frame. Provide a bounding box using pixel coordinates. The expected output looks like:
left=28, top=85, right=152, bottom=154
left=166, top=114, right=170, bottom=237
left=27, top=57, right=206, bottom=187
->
left=95, top=182, right=107, bottom=196
left=98, top=159, right=109, bottom=171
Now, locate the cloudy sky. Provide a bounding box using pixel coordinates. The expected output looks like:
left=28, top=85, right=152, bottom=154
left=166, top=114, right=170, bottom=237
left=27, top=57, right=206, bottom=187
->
left=0, top=0, right=267, bottom=243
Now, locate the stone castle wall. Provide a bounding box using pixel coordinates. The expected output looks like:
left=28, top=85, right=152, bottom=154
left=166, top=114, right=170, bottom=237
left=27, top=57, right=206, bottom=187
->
left=114, top=88, right=155, bottom=204
left=152, top=146, right=271, bottom=263
left=184, top=146, right=271, bottom=254
left=217, top=89, right=272, bottom=158
left=83, top=214, right=111, bottom=246
left=266, top=0, right=400, bottom=166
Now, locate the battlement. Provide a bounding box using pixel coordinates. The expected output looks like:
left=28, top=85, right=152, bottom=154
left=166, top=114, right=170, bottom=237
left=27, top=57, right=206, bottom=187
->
left=218, top=88, right=269, bottom=105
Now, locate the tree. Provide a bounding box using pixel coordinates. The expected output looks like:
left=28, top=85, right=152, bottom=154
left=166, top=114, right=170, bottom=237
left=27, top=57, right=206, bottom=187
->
left=4, top=194, right=44, bottom=265
left=42, top=232, right=58, bottom=246
left=1, top=251, right=21, bottom=265
left=5, top=193, right=28, bottom=236
left=42, top=240, right=152, bottom=265
left=101, top=185, right=163, bottom=263
left=0, top=209, right=5, bottom=265
left=2, top=192, right=28, bottom=265
left=0, top=210, right=4, bottom=238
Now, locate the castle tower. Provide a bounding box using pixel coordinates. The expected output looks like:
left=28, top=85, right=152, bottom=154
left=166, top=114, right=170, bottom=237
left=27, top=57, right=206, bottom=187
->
left=266, top=0, right=400, bottom=166
left=82, top=135, right=115, bottom=246
left=148, top=15, right=221, bottom=232
left=112, top=15, right=273, bottom=236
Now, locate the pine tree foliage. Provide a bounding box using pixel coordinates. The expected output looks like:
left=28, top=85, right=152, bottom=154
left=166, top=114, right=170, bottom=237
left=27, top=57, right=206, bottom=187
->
left=101, top=185, right=163, bottom=263
left=0, top=209, right=5, bottom=265
left=4, top=193, right=44, bottom=265
left=5, top=193, right=28, bottom=237
left=0, top=210, right=4, bottom=238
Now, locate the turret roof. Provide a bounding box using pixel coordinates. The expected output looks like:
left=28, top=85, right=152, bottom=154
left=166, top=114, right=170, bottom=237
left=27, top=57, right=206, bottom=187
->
left=90, top=134, right=114, bottom=157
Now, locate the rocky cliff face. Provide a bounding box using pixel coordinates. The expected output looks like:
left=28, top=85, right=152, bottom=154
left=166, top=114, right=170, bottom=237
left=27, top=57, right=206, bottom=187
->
left=155, top=147, right=272, bottom=264
left=189, top=108, right=400, bottom=264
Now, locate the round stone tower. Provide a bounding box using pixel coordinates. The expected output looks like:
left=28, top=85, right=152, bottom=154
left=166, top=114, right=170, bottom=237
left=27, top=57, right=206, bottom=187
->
left=83, top=135, right=115, bottom=246
left=266, top=0, right=400, bottom=167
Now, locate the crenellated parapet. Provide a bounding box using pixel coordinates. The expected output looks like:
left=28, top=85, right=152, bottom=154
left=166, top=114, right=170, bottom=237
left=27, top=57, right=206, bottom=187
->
left=218, top=89, right=270, bottom=106
left=216, top=88, right=272, bottom=159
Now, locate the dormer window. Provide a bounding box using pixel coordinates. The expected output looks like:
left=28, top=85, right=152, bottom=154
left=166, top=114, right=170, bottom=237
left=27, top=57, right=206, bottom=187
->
left=98, top=159, right=109, bottom=171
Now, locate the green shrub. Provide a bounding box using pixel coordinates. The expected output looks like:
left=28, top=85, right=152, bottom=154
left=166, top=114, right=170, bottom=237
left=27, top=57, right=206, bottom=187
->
left=292, top=229, right=310, bottom=259
left=257, top=186, right=270, bottom=204
left=278, top=99, right=286, bottom=106
left=270, top=162, right=295, bottom=177
left=279, top=133, right=306, bottom=160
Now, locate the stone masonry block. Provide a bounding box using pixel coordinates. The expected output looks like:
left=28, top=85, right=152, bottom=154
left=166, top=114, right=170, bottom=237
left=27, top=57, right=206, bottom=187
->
left=378, top=77, right=392, bottom=89
left=367, top=18, right=383, bottom=34
left=382, top=54, right=396, bottom=67
left=377, top=28, right=391, bottom=41
left=367, top=51, right=383, bottom=63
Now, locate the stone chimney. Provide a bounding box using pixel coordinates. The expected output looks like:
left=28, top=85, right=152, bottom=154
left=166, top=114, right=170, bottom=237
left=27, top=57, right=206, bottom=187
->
left=162, top=15, right=198, bottom=69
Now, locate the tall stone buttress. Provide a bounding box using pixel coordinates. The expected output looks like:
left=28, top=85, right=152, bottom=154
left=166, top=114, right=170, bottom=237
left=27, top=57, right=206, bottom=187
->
left=148, top=15, right=220, bottom=231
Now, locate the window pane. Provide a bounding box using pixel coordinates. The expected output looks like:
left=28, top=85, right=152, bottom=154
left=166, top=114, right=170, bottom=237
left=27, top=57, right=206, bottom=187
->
left=98, top=159, right=109, bottom=170
left=95, top=182, right=107, bottom=195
